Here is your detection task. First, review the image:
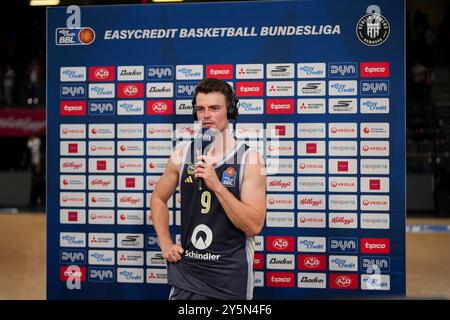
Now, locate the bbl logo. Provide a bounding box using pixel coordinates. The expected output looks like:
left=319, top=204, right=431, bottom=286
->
left=356, top=5, right=390, bottom=46
left=56, top=5, right=95, bottom=46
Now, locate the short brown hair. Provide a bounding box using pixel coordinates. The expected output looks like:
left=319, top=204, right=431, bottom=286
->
left=192, top=78, right=235, bottom=109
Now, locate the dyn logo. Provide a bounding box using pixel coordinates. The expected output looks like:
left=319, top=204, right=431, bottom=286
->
left=329, top=237, right=358, bottom=253
left=361, top=256, right=390, bottom=273
left=60, top=84, right=86, bottom=98
left=88, top=101, right=115, bottom=115
left=88, top=267, right=115, bottom=282
left=176, top=83, right=197, bottom=98
left=147, top=65, right=173, bottom=81
left=60, top=249, right=86, bottom=264
left=328, top=63, right=358, bottom=78
left=360, top=80, right=389, bottom=96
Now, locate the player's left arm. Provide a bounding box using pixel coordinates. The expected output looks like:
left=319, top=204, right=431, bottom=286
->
left=198, top=150, right=266, bottom=237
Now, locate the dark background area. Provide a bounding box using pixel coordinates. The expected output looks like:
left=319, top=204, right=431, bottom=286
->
left=0, top=0, right=449, bottom=215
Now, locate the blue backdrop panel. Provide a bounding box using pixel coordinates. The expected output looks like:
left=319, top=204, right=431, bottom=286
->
left=47, top=0, right=405, bottom=299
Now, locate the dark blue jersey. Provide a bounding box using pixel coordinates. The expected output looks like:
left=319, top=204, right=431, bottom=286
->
left=168, top=141, right=255, bottom=300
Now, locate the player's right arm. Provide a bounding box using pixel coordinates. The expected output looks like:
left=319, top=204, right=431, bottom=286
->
left=151, top=143, right=186, bottom=263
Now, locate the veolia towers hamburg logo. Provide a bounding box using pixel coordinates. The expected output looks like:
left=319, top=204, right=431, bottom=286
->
left=191, top=224, right=213, bottom=250
left=56, top=5, right=95, bottom=46
left=356, top=5, right=390, bottom=46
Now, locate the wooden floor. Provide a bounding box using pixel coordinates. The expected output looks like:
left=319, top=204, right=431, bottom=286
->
left=0, top=213, right=449, bottom=299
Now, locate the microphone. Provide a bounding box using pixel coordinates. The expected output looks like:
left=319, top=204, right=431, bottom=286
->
left=194, top=127, right=215, bottom=191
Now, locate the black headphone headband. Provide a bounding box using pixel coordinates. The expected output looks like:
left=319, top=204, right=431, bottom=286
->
left=192, top=90, right=239, bottom=121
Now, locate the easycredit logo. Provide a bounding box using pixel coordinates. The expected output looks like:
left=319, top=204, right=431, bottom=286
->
left=360, top=238, right=390, bottom=254
left=117, top=83, right=144, bottom=98
left=266, top=99, right=295, bottom=114
left=236, top=82, right=264, bottom=97
left=146, top=100, right=173, bottom=115
left=360, top=62, right=390, bottom=78
left=60, top=101, right=86, bottom=116
left=89, top=66, right=115, bottom=81
left=266, top=236, right=295, bottom=252
left=206, top=64, right=233, bottom=79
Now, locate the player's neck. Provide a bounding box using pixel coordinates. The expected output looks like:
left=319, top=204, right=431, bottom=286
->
left=210, top=128, right=236, bottom=160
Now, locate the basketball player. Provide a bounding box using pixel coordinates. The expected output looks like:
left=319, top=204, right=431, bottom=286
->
left=151, top=78, right=266, bottom=300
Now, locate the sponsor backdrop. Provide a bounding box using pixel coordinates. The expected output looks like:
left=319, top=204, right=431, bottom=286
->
left=47, top=0, right=405, bottom=299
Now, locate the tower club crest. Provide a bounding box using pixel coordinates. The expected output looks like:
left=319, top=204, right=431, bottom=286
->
left=356, top=5, right=390, bottom=46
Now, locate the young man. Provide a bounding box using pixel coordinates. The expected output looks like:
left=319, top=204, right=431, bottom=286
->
left=151, top=78, right=266, bottom=300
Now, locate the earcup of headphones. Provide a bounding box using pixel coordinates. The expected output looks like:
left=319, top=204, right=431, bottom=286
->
left=227, top=95, right=239, bottom=120
left=192, top=97, right=197, bottom=120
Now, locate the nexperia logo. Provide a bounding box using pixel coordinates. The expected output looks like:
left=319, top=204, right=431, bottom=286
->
left=56, top=6, right=95, bottom=46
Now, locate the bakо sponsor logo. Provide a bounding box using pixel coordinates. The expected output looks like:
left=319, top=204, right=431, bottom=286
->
left=266, top=254, right=295, bottom=270
left=118, top=66, right=144, bottom=81
left=147, top=83, right=174, bottom=98
left=297, top=273, right=326, bottom=288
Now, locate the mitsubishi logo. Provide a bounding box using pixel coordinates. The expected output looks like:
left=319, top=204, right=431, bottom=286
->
left=191, top=224, right=213, bottom=250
